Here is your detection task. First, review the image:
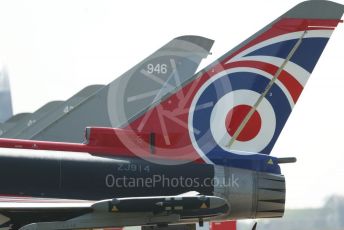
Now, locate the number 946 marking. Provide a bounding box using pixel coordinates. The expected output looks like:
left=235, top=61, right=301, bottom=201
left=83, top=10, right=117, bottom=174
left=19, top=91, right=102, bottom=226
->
left=147, top=63, right=168, bottom=74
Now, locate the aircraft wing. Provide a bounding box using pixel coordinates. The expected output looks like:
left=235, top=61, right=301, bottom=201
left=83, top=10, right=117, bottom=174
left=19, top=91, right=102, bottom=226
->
left=0, top=192, right=229, bottom=230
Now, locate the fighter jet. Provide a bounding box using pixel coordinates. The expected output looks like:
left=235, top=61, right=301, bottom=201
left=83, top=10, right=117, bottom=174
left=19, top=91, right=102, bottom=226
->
left=0, top=1, right=343, bottom=229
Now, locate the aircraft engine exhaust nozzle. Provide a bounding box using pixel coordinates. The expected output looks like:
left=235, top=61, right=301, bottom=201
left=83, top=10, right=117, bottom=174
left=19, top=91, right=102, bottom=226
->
left=214, top=168, right=286, bottom=219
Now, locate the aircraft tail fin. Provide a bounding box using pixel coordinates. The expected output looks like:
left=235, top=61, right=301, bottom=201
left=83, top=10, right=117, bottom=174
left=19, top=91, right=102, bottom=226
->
left=0, top=66, right=13, bottom=123
left=16, top=36, right=214, bottom=143
left=123, top=1, right=344, bottom=166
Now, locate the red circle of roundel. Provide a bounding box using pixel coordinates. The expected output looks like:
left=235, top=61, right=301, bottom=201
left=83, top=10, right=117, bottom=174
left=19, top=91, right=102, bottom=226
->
left=225, top=105, right=262, bottom=142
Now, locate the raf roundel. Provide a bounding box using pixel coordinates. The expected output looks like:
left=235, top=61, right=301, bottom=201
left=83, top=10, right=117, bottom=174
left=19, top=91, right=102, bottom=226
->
left=188, top=67, right=291, bottom=164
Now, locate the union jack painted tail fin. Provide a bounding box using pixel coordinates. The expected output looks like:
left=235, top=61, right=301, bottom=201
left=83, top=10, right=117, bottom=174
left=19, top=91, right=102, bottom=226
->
left=125, top=1, right=344, bottom=167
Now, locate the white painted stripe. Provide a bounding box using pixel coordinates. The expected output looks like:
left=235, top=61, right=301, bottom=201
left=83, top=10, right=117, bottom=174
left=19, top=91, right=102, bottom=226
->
left=0, top=202, right=92, bottom=208
left=228, top=67, right=295, bottom=108
left=231, top=55, right=311, bottom=87
left=227, top=30, right=333, bottom=63
left=0, top=196, right=93, bottom=203
left=308, top=26, right=336, bottom=29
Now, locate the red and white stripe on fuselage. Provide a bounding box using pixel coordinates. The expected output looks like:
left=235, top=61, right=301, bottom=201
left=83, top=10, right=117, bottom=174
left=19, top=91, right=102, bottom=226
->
left=0, top=127, right=202, bottom=163
left=0, top=194, right=93, bottom=208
